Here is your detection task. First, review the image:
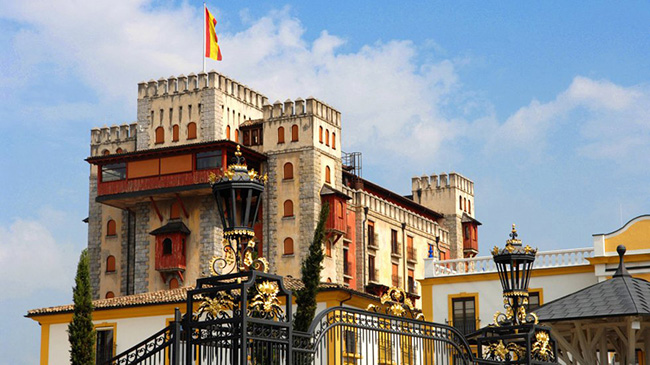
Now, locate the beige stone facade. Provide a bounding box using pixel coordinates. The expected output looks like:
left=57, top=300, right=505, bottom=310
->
left=87, top=70, right=479, bottom=303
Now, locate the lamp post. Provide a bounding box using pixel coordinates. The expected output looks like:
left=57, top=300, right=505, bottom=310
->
left=208, top=145, right=267, bottom=275
left=473, top=224, right=558, bottom=364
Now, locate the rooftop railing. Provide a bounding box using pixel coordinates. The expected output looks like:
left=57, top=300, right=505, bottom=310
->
left=424, top=247, right=594, bottom=278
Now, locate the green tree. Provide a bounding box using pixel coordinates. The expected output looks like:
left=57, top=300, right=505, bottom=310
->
left=294, top=203, right=330, bottom=332
left=68, top=249, right=95, bottom=365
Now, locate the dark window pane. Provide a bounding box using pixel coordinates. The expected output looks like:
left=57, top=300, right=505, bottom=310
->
left=96, top=329, right=114, bottom=364
left=101, top=163, right=126, bottom=182
left=196, top=150, right=222, bottom=170
left=529, top=292, right=541, bottom=311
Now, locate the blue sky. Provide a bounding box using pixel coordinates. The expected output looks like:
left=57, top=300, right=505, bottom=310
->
left=1, top=1, right=649, bottom=362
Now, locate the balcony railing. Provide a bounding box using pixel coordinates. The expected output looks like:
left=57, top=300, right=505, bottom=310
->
left=368, top=269, right=380, bottom=283
left=407, top=246, right=417, bottom=263
left=391, top=275, right=402, bottom=287
left=391, top=242, right=401, bottom=257
left=425, top=247, right=594, bottom=278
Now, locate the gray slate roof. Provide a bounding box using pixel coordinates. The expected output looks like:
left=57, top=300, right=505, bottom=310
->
left=536, top=247, right=650, bottom=322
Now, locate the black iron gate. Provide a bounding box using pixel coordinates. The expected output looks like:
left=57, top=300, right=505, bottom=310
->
left=106, top=270, right=475, bottom=365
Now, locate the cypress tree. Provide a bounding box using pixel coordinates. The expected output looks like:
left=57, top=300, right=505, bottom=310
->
left=294, top=203, right=330, bottom=332
left=68, top=248, right=95, bottom=365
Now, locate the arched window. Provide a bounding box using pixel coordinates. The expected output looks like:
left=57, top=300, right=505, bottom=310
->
left=332, top=132, right=336, bottom=150
left=155, top=127, right=164, bottom=144
left=319, top=126, right=323, bottom=143
left=468, top=200, right=472, bottom=214
left=283, top=162, right=293, bottom=180
left=325, top=129, right=330, bottom=146
left=325, top=166, right=331, bottom=184
left=170, top=201, right=181, bottom=219
left=283, top=200, right=294, bottom=217
left=235, top=129, right=239, bottom=143
left=459, top=195, right=463, bottom=210
left=106, top=219, right=116, bottom=236
left=337, top=201, right=344, bottom=219
left=172, top=124, right=179, bottom=141
left=226, top=125, right=231, bottom=140
left=187, top=122, right=197, bottom=140
left=162, top=238, right=173, bottom=255
left=291, top=125, right=299, bottom=141
left=284, top=238, right=294, bottom=255
left=464, top=198, right=467, bottom=212
left=106, top=255, right=116, bottom=272
left=102, top=149, right=110, bottom=156
left=325, top=240, right=332, bottom=257
left=278, top=126, right=285, bottom=144
left=115, top=148, right=123, bottom=154
left=169, top=278, right=179, bottom=289
left=464, top=226, right=470, bottom=239
left=105, top=291, right=115, bottom=299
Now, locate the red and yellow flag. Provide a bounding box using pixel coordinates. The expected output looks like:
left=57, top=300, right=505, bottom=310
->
left=205, top=7, right=222, bottom=61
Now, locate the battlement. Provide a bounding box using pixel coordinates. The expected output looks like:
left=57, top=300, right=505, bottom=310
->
left=262, top=97, right=341, bottom=126
left=411, top=172, right=474, bottom=195
left=137, top=70, right=268, bottom=109
left=91, top=123, right=138, bottom=146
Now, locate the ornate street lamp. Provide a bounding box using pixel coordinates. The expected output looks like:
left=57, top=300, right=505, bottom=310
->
left=472, top=224, right=558, bottom=364
left=492, top=224, right=537, bottom=326
left=208, top=145, right=268, bottom=274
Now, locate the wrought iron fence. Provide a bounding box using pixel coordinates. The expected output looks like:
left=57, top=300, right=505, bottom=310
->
left=105, top=271, right=476, bottom=365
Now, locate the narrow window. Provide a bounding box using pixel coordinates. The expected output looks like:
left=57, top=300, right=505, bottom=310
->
left=391, top=229, right=398, bottom=254
left=283, top=200, right=294, bottom=217
left=188, top=105, right=192, bottom=121
left=284, top=237, right=294, bottom=255
left=319, top=126, right=323, bottom=143
left=187, top=122, right=197, bottom=140
left=332, top=132, right=336, bottom=149
left=115, top=148, right=123, bottom=154
left=408, top=269, right=415, bottom=293
left=368, top=255, right=376, bottom=281
left=325, top=239, right=332, bottom=257
left=162, top=238, right=173, bottom=255
left=291, top=124, right=299, bottom=141
left=155, top=126, right=164, bottom=144
left=464, top=198, right=467, bottom=212
left=179, top=106, right=183, bottom=123
left=459, top=195, right=463, bottom=210
left=169, top=278, right=179, bottom=289
left=337, top=201, right=343, bottom=219
left=243, top=130, right=250, bottom=145
left=367, top=221, right=375, bottom=247
left=468, top=200, right=472, bottom=215
left=106, top=255, right=116, bottom=272
left=283, top=162, right=293, bottom=180
left=169, top=108, right=173, bottom=124
left=96, top=328, right=115, bottom=364
left=105, top=291, right=115, bottom=299
left=172, top=124, right=179, bottom=141
left=159, top=109, right=163, bottom=124
left=106, top=219, right=117, bottom=236
left=278, top=126, right=285, bottom=144
left=464, top=225, right=470, bottom=239
left=235, top=129, right=239, bottom=143
left=226, top=125, right=231, bottom=140
left=528, top=291, right=542, bottom=311
left=392, top=263, right=399, bottom=286
left=452, top=297, right=477, bottom=335
left=325, top=166, right=331, bottom=184
left=102, top=149, right=110, bottom=156
left=151, top=110, right=154, bottom=124
left=325, top=129, right=330, bottom=146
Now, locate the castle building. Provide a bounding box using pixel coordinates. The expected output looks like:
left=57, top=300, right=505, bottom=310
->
left=85, top=70, right=481, bottom=301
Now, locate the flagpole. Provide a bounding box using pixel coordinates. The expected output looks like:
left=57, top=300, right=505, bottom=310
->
left=202, top=2, right=206, bottom=73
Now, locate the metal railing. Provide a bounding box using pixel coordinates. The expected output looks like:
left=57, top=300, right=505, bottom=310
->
left=407, top=246, right=418, bottom=262
left=426, top=247, right=594, bottom=277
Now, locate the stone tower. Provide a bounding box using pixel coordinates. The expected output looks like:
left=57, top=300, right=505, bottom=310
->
left=410, top=173, right=477, bottom=259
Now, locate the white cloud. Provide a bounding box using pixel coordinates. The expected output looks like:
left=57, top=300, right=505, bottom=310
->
left=0, top=217, right=78, bottom=300
left=487, top=76, right=650, bottom=165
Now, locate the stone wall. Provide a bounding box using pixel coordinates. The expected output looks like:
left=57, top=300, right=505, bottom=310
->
left=200, top=88, right=221, bottom=142
left=136, top=98, right=151, bottom=151
left=199, top=195, right=222, bottom=276
left=134, top=202, right=151, bottom=293
left=87, top=175, right=102, bottom=299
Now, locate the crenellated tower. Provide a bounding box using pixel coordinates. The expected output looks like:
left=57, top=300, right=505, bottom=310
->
left=411, top=172, right=480, bottom=259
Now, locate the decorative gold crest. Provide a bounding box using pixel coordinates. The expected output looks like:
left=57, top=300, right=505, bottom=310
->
left=195, top=292, right=235, bottom=320
left=366, top=286, right=423, bottom=320
left=248, top=281, right=283, bottom=320
left=531, top=331, right=554, bottom=361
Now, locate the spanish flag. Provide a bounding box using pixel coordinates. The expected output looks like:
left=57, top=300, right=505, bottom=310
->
left=205, top=6, right=222, bottom=61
